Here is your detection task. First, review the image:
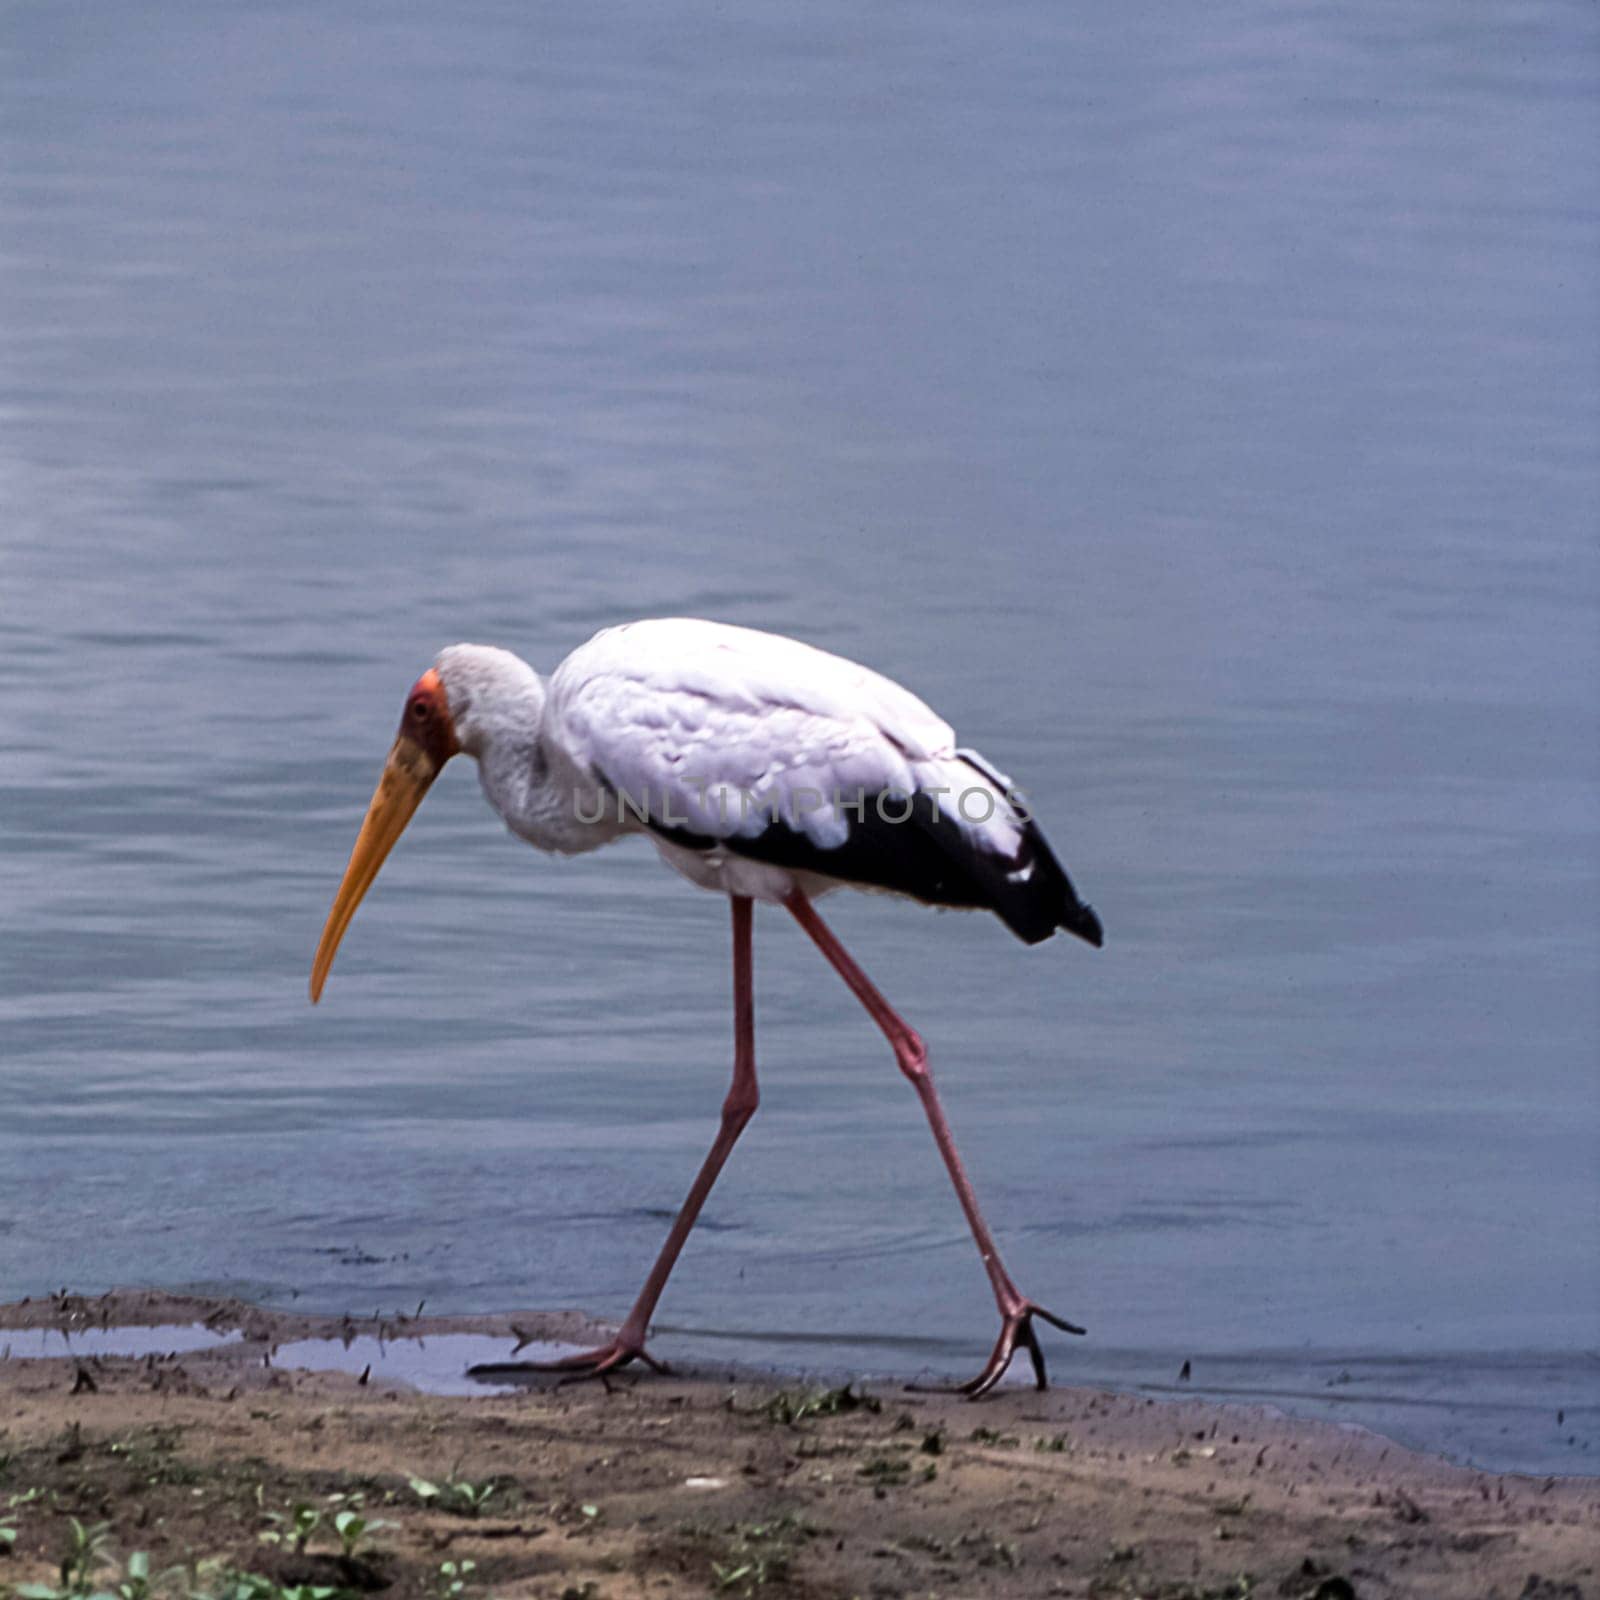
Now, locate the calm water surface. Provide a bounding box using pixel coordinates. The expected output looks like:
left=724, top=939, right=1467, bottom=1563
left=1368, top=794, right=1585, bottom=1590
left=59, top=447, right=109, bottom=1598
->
left=2, top=1, right=1596, bottom=1474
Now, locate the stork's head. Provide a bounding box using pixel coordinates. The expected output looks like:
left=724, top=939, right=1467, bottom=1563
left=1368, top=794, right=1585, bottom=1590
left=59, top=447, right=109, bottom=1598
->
left=311, top=645, right=549, bottom=1001
left=309, top=664, right=461, bottom=1002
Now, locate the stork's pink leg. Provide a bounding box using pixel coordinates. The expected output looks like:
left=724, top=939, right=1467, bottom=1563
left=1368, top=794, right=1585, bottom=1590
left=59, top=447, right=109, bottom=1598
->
left=785, top=890, right=1083, bottom=1398
left=471, top=895, right=758, bottom=1385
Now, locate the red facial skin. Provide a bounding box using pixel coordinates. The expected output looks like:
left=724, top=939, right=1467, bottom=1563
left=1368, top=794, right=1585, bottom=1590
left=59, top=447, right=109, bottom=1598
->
left=398, top=668, right=461, bottom=767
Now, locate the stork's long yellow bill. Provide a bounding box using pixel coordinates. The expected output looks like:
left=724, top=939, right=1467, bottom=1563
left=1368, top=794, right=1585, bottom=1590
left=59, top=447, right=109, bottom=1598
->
left=310, top=734, right=438, bottom=1002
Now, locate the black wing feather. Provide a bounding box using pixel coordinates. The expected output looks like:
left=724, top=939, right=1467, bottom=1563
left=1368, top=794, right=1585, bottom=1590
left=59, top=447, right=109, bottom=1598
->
left=636, top=756, right=1103, bottom=949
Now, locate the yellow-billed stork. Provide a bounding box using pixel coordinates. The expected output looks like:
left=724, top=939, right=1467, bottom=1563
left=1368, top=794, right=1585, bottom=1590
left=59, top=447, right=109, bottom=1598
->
left=311, top=618, right=1102, bottom=1397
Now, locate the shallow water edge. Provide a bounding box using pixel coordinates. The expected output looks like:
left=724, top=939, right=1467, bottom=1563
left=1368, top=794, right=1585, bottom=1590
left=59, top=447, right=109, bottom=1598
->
left=3, top=1287, right=1592, bottom=1481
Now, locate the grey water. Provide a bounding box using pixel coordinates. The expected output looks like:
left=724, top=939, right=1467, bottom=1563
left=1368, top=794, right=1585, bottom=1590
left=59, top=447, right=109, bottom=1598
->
left=2, top=1, right=1596, bottom=1476
left=273, top=1335, right=562, bottom=1397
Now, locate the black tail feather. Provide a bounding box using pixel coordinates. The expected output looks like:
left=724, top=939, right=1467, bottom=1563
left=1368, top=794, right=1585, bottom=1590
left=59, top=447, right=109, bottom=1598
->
left=987, top=807, right=1104, bottom=948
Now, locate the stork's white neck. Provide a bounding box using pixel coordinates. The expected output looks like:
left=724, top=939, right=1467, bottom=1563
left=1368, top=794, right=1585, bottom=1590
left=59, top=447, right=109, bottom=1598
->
left=435, top=643, right=617, bottom=855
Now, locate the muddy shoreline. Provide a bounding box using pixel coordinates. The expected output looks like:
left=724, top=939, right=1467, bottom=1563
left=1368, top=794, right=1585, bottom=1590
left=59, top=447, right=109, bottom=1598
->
left=1, top=1291, right=1594, bottom=1599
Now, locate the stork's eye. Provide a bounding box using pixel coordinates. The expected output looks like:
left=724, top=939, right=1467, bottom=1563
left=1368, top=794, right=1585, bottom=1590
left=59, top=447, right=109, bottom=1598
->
left=410, top=696, right=432, bottom=721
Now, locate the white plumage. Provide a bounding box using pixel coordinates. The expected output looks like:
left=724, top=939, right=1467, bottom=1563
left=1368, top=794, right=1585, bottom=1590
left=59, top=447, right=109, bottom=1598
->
left=545, top=618, right=1028, bottom=896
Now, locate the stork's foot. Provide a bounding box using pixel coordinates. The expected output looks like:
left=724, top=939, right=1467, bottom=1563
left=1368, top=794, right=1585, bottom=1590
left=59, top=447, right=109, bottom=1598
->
left=467, top=1334, right=669, bottom=1388
left=912, top=1299, right=1085, bottom=1400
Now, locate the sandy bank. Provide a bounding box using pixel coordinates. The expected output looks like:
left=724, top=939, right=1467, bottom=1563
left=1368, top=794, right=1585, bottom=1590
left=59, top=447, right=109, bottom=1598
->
left=0, top=1291, right=1593, bottom=1599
